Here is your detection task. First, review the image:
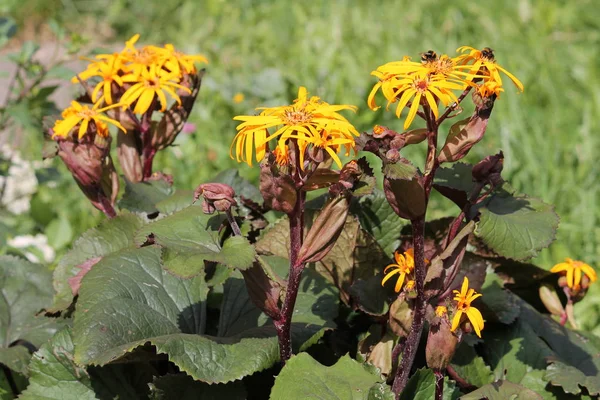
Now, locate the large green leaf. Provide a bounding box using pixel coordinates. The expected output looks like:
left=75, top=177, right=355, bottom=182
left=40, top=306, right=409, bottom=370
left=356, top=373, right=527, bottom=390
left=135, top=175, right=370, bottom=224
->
left=20, top=327, right=153, bottom=400
left=399, top=368, right=460, bottom=400
left=270, top=353, right=393, bottom=400
left=72, top=246, right=286, bottom=384
left=149, top=374, right=246, bottom=400
left=135, top=206, right=255, bottom=278
left=351, top=190, right=407, bottom=255
left=460, top=380, right=543, bottom=400
left=0, top=256, right=62, bottom=377
left=119, top=178, right=174, bottom=214
left=480, top=273, right=520, bottom=324
left=155, top=190, right=196, bottom=215
left=473, top=187, right=559, bottom=260
left=449, top=343, right=494, bottom=388
left=50, top=212, right=145, bottom=312
left=433, top=162, right=474, bottom=209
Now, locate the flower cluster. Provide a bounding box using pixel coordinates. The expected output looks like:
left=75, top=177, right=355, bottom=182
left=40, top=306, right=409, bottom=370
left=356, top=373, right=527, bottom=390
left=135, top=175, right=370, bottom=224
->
left=52, top=34, right=207, bottom=140
left=368, top=47, right=524, bottom=129
left=231, top=86, right=359, bottom=168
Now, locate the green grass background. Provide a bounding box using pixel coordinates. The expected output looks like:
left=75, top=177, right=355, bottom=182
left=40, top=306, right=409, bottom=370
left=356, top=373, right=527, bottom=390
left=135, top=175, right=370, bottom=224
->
left=4, top=0, right=600, bottom=333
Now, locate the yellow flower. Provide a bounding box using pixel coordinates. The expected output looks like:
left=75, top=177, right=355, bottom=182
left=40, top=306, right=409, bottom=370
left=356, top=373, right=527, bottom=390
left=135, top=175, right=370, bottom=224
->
left=52, top=101, right=125, bottom=139
left=451, top=276, right=484, bottom=338
left=381, top=248, right=415, bottom=292
left=121, top=64, right=191, bottom=114
left=232, top=86, right=358, bottom=167
left=152, top=43, right=208, bottom=77
left=477, top=80, right=504, bottom=99
left=550, top=258, right=597, bottom=290
left=404, top=280, right=416, bottom=291
left=233, top=92, right=245, bottom=104
left=435, top=306, right=448, bottom=317
left=72, top=53, right=124, bottom=105
left=390, top=73, right=463, bottom=130
left=454, top=46, right=524, bottom=92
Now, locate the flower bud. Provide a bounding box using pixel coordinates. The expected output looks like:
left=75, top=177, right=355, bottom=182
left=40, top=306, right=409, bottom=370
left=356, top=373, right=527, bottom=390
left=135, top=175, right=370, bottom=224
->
left=472, top=151, right=504, bottom=186
left=438, top=102, right=494, bottom=164
left=193, top=183, right=237, bottom=214
left=259, top=162, right=297, bottom=214
left=383, top=175, right=426, bottom=220
left=539, top=284, right=564, bottom=316
left=152, top=70, right=204, bottom=151
left=240, top=259, right=283, bottom=320
left=426, top=313, right=460, bottom=371
left=116, top=129, right=143, bottom=183
left=297, top=195, right=350, bottom=264
left=54, top=132, right=118, bottom=217
left=388, top=293, right=414, bottom=338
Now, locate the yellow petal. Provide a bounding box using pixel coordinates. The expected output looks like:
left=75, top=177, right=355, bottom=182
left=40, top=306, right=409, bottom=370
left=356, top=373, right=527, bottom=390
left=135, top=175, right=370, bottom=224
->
left=404, top=93, right=421, bottom=130
left=466, top=307, right=484, bottom=337
left=451, top=310, right=463, bottom=332
left=580, top=263, right=597, bottom=282
left=566, top=267, right=574, bottom=289
left=394, top=272, right=406, bottom=293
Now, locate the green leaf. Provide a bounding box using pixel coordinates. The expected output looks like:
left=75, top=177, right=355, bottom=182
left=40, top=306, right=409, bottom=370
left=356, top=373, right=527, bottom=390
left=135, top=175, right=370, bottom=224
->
left=118, top=178, right=174, bottom=214
left=349, top=274, right=393, bottom=316
left=270, top=353, right=392, bottom=400
left=155, top=189, right=195, bottom=215
left=20, top=327, right=153, bottom=400
left=50, top=212, right=145, bottom=312
left=211, top=169, right=262, bottom=203
left=135, top=207, right=255, bottom=278
left=382, top=158, right=417, bottom=181
left=72, top=246, right=289, bottom=383
left=45, top=214, right=74, bottom=250
left=0, top=256, right=62, bottom=355
left=474, top=187, right=559, bottom=260
left=351, top=190, right=407, bottom=255
left=433, top=162, right=474, bottom=209
left=398, top=368, right=460, bottom=400
left=480, top=273, right=521, bottom=324
left=0, top=346, right=30, bottom=376
left=149, top=374, right=246, bottom=400
left=460, top=380, right=543, bottom=400
left=449, top=343, right=494, bottom=388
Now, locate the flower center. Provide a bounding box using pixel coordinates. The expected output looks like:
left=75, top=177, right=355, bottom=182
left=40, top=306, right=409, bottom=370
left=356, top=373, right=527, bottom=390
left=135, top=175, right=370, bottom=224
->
left=144, top=77, right=161, bottom=89
left=412, top=77, right=430, bottom=93
left=283, top=107, right=312, bottom=125
left=77, top=108, right=97, bottom=120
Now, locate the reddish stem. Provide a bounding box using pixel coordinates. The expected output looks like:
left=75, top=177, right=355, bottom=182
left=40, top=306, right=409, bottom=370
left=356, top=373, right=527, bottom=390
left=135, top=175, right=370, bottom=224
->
left=274, top=190, right=306, bottom=362
left=434, top=370, right=444, bottom=400
left=391, top=217, right=427, bottom=396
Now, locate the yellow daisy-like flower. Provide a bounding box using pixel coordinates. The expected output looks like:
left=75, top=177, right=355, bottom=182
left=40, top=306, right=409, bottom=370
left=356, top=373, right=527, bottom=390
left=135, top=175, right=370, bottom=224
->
left=232, top=86, right=358, bottom=167
left=72, top=53, right=124, bottom=105
left=435, top=305, right=448, bottom=317
left=119, top=34, right=165, bottom=79
left=454, top=46, right=524, bottom=92
left=381, top=248, right=415, bottom=292
left=121, top=64, right=191, bottom=114
left=477, top=80, right=504, bottom=99
left=550, top=258, right=597, bottom=290
left=390, top=73, right=463, bottom=129
left=52, top=101, right=125, bottom=139
left=451, top=276, right=484, bottom=338
left=150, top=43, right=208, bottom=77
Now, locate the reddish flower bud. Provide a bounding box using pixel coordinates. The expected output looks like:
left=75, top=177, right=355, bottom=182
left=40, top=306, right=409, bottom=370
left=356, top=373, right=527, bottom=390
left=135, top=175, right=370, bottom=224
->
left=194, top=183, right=237, bottom=214
left=426, top=312, right=460, bottom=371
left=472, top=151, right=504, bottom=186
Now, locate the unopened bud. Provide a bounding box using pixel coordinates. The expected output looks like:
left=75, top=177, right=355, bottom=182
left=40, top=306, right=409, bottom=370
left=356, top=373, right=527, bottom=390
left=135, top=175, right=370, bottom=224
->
left=259, top=162, right=297, bottom=214
left=426, top=315, right=460, bottom=371
left=297, top=195, right=350, bottom=264
left=241, top=259, right=283, bottom=320
left=389, top=294, right=414, bottom=338
left=194, top=183, right=237, bottom=214
left=539, top=284, right=564, bottom=316
left=386, top=149, right=400, bottom=163
left=472, top=152, right=504, bottom=186
left=383, top=176, right=426, bottom=220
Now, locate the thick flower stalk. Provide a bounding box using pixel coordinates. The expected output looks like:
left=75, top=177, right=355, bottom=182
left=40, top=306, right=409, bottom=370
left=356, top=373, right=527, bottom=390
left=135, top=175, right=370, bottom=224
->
left=366, top=46, right=522, bottom=398
left=233, top=86, right=358, bottom=361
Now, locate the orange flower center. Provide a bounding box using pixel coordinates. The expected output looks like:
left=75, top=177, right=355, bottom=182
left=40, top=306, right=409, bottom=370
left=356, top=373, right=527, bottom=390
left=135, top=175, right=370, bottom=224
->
left=284, top=108, right=312, bottom=125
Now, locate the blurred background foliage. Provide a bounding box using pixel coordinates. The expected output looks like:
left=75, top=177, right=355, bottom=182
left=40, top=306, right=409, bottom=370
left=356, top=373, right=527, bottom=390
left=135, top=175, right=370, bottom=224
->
left=1, top=0, right=599, bottom=333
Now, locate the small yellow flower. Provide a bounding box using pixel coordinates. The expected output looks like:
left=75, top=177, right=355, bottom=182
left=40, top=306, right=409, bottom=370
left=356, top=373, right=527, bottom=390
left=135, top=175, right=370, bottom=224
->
left=52, top=101, right=125, bottom=139
left=550, top=258, right=597, bottom=290
left=435, top=306, right=448, bottom=317
left=451, top=276, right=484, bottom=338
left=232, top=86, right=358, bottom=167
left=72, top=53, right=124, bottom=105
left=477, top=81, right=504, bottom=99
left=381, top=249, right=415, bottom=292
left=233, top=92, right=245, bottom=104
left=373, top=125, right=386, bottom=135
left=150, top=43, right=208, bottom=77
left=454, top=46, right=524, bottom=92
left=121, top=64, right=191, bottom=114
left=404, top=280, right=416, bottom=291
